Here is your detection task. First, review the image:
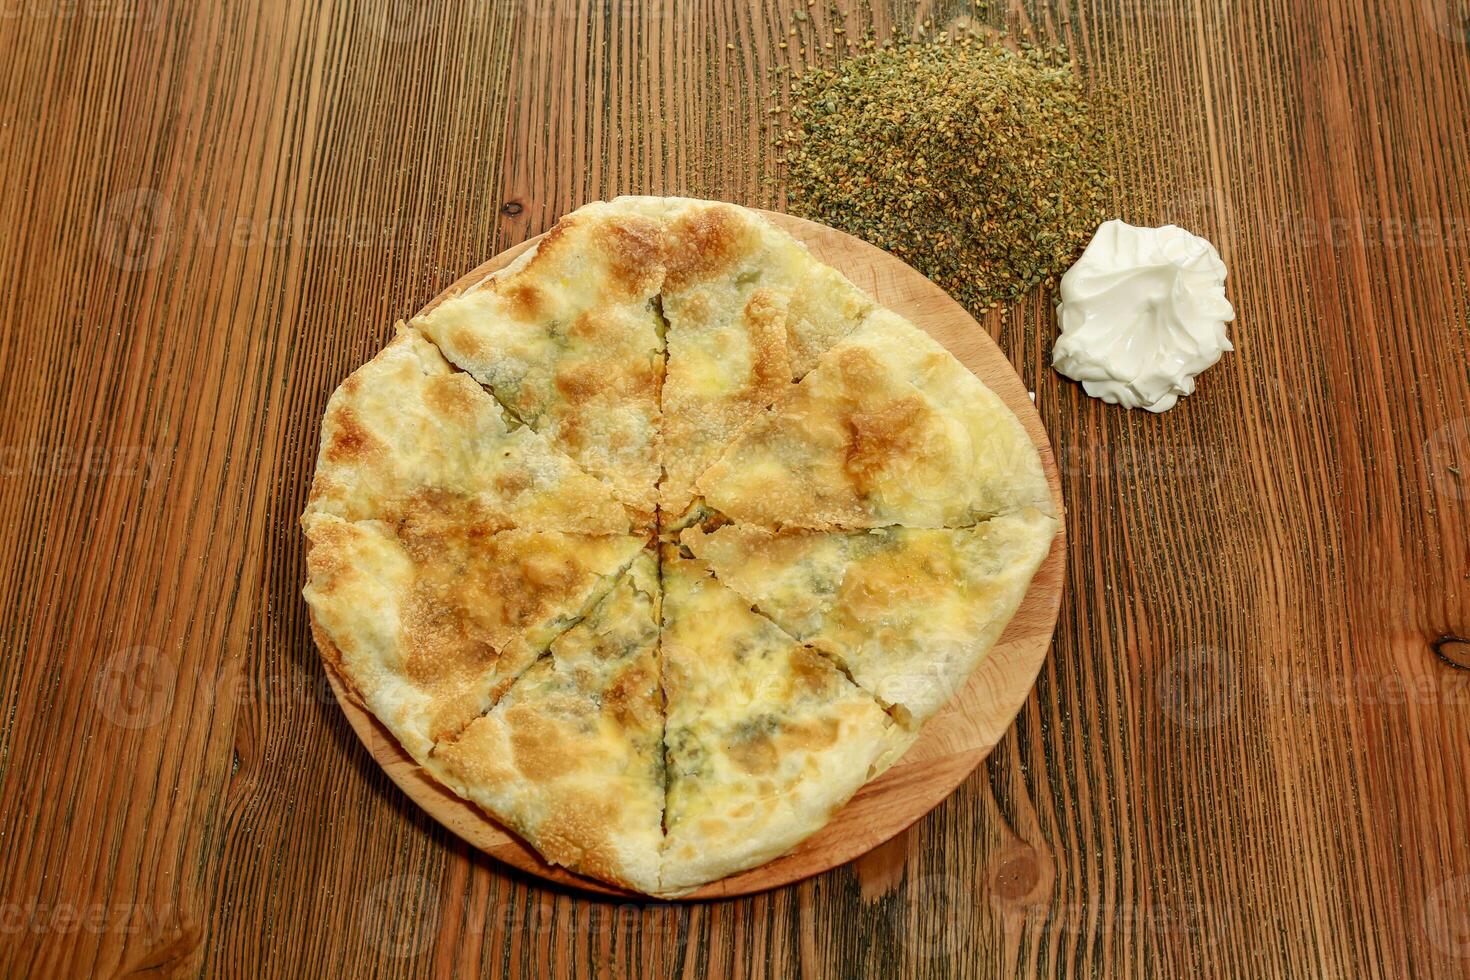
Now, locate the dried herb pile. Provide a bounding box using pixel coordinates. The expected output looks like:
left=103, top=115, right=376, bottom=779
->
left=780, top=37, right=1112, bottom=312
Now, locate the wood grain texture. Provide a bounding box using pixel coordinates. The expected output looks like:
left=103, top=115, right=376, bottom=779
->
left=325, top=210, right=1067, bottom=901
left=1, top=0, right=1467, bottom=977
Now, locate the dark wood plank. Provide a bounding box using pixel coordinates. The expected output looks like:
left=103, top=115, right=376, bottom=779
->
left=1, top=0, right=1467, bottom=977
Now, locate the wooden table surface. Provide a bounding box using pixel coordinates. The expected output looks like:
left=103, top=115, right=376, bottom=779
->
left=3, top=0, right=1468, bottom=976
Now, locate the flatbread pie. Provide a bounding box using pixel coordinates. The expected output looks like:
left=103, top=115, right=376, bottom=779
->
left=681, top=509, right=1058, bottom=727
left=304, top=325, right=630, bottom=534
left=659, top=553, right=896, bottom=893
left=411, top=199, right=674, bottom=527
left=697, top=310, right=1053, bottom=529
left=302, top=513, right=644, bottom=762
left=659, top=201, right=872, bottom=518
left=428, top=551, right=665, bottom=894
left=302, top=196, right=1058, bottom=896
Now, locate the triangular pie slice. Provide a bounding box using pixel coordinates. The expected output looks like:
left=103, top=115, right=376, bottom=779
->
left=426, top=551, right=665, bottom=894
left=301, top=512, right=645, bottom=762
left=681, top=508, right=1058, bottom=727
left=696, top=309, right=1053, bottom=529
left=659, top=202, right=872, bottom=516
left=658, top=552, right=897, bottom=894
left=411, top=199, right=678, bottom=527
left=304, top=326, right=630, bottom=534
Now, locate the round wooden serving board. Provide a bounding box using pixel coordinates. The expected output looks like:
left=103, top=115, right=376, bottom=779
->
left=322, top=208, right=1067, bottom=901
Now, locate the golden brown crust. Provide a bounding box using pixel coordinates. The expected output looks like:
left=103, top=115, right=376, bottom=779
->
left=505, top=703, right=578, bottom=780
left=597, top=213, right=666, bottom=297
left=788, top=646, right=837, bottom=697
left=323, top=407, right=376, bottom=464
left=665, top=205, right=743, bottom=288
left=500, top=281, right=547, bottom=321
left=308, top=612, right=361, bottom=705
left=536, top=801, right=621, bottom=875
left=447, top=321, right=492, bottom=361
left=745, top=290, right=791, bottom=391
left=844, top=392, right=931, bottom=493
left=603, top=656, right=659, bottom=730
left=727, top=731, right=779, bottom=775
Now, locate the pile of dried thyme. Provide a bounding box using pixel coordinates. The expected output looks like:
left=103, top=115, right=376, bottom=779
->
left=780, top=37, right=1113, bottom=312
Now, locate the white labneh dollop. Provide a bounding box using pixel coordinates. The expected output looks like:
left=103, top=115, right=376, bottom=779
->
left=1052, top=220, right=1235, bottom=413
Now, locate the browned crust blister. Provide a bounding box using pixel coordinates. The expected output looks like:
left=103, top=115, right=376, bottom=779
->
left=301, top=197, right=1055, bottom=897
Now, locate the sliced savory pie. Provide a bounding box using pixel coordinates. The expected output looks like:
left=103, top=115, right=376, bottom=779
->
left=304, top=196, right=1059, bottom=898
left=410, top=199, right=674, bottom=526
left=659, top=552, right=896, bottom=893
left=428, top=551, right=664, bottom=894
left=681, top=509, right=1058, bottom=726
left=697, top=309, right=1053, bottom=529
left=304, top=326, right=629, bottom=534
left=302, top=512, right=644, bottom=761
left=659, top=202, right=872, bottom=516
